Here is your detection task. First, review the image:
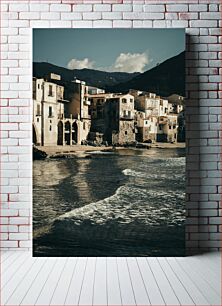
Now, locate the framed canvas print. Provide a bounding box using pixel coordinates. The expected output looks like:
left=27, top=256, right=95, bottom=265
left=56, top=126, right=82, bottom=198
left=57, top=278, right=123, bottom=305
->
left=32, top=29, right=186, bottom=257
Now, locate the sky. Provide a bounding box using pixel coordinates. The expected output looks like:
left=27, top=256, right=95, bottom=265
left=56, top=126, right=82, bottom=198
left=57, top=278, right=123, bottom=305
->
left=33, top=29, right=185, bottom=73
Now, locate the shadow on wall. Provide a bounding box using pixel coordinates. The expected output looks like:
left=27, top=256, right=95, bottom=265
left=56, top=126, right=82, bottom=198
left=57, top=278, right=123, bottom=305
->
left=185, top=34, right=207, bottom=255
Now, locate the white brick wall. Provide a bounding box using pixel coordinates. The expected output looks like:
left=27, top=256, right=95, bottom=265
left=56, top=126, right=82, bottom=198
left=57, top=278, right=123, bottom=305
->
left=1, top=0, right=221, bottom=254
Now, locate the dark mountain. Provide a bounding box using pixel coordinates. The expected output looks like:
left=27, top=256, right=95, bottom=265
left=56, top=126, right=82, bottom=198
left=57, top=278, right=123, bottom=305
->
left=106, top=51, right=185, bottom=97
left=33, top=62, right=140, bottom=88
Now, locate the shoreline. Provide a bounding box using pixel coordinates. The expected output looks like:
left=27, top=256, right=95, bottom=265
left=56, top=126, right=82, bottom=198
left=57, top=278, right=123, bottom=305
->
left=35, top=143, right=185, bottom=159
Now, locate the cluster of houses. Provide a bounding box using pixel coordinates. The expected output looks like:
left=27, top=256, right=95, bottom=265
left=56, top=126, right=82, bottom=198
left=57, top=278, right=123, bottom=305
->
left=32, top=73, right=185, bottom=147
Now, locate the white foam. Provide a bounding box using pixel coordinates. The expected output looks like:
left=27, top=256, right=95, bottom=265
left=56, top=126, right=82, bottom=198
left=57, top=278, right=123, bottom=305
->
left=56, top=182, right=185, bottom=227
left=87, top=151, right=114, bottom=155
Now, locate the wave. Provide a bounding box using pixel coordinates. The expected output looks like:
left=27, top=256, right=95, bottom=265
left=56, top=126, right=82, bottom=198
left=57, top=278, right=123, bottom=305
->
left=87, top=151, right=114, bottom=155
left=55, top=183, right=185, bottom=227
left=122, top=168, right=145, bottom=178
left=57, top=185, right=125, bottom=221
left=122, top=168, right=185, bottom=180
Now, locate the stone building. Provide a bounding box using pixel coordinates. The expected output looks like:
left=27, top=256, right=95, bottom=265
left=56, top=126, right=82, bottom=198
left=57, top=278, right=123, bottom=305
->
left=33, top=75, right=184, bottom=147
left=130, top=89, right=184, bottom=143
left=131, top=90, right=168, bottom=143
left=88, top=93, right=113, bottom=132
left=134, top=92, right=169, bottom=117
left=135, top=111, right=158, bottom=143
left=104, top=94, right=136, bottom=145
left=157, top=114, right=178, bottom=143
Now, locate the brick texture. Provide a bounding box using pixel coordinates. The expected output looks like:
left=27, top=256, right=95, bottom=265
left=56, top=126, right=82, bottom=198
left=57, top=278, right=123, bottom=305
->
left=0, top=0, right=221, bottom=254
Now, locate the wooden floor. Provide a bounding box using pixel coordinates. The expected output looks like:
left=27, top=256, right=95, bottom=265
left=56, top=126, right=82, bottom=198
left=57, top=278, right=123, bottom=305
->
left=1, top=251, right=221, bottom=306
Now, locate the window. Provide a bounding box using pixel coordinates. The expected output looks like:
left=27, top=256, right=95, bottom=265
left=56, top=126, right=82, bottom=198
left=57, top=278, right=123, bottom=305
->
left=83, top=122, right=86, bottom=130
left=122, top=98, right=127, bottom=103
left=145, top=121, right=148, bottom=124
left=159, top=125, right=162, bottom=130
left=38, top=84, right=40, bottom=89
left=49, top=106, right=52, bottom=117
left=125, top=131, right=127, bottom=135
left=48, top=85, right=53, bottom=97
left=37, top=118, right=39, bottom=122
left=49, top=125, right=52, bottom=131
left=36, top=104, right=41, bottom=116
left=169, top=126, right=172, bottom=130
left=130, top=98, right=133, bottom=103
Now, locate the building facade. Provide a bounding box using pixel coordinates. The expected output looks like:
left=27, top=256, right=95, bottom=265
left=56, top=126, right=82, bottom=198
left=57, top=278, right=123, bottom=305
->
left=67, top=79, right=91, bottom=144
left=33, top=75, right=68, bottom=146
left=33, top=75, right=92, bottom=146
left=157, top=114, right=178, bottom=143
left=135, top=111, right=158, bottom=142
left=130, top=89, right=184, bottom=143
left=104, top=94, right=136, bottom=145
left=33, top=75, right=184, bottom=147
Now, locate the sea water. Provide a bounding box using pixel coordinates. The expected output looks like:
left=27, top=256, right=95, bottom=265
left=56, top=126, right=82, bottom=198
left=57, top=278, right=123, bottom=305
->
left=33, top=148, right=185, bottom=256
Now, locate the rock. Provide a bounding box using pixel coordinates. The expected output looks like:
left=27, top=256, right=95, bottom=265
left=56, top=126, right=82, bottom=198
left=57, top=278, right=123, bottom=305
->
left=33, top=146, right=47, bottom=160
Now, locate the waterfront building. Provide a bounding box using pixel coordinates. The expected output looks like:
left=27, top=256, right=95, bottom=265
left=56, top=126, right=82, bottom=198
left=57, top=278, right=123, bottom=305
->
left=87, top=93, right=113, bottom=133
left=85, top=93, right=113, bottom=144
left=33, top=75, right=92, bottom=146
left=33, top=74, right=185, bottom=147
left=33, top=75, right=70, bottom=146
left=104, top=94, right=135, bottom=145
left=157, top=114, right=178, bottom=143
left=67, top=79, right=91, bottom=144
left=132, top=91, right=168, bottom=143
left=131, top=89, right=184, bottom=143
left=135, top=111, right=158, bottom=143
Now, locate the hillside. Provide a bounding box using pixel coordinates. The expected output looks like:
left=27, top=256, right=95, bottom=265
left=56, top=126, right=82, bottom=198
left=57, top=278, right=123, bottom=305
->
left=33, top=62, right=140, bottom=88
left=33, top=52, right=185, bottom=97
left=106, top=51, right=185, bottom=97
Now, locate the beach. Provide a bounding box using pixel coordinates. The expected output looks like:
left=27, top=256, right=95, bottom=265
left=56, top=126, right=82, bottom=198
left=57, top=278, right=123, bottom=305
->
left=36, top=142, right=186, bottom=158
left=33, top=147, right=186, bottom=257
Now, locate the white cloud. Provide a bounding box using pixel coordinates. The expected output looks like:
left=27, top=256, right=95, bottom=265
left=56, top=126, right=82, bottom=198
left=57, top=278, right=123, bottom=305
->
left=67, top=52, right=149, bottom=73
left=112, top=52, right=149, bottom=73
left=67, top=58, right=94, bottom=70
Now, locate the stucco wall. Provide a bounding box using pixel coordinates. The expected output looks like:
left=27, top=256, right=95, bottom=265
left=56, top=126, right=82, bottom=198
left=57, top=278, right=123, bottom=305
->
left=1, top=0, right=221, bottom=253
